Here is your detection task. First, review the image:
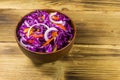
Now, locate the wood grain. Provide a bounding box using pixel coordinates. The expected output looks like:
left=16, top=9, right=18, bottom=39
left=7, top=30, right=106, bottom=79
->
left=0, top=9, right=120, bottom=45
left=1, top=43, right=120, bottom=80
left=0, top=0, right=120, bottom=80
left=0, top=0, right=120, bottom=11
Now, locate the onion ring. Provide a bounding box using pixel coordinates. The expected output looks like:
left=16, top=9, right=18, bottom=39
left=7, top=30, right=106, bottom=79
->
left=44, top=27, right=58, bottom=41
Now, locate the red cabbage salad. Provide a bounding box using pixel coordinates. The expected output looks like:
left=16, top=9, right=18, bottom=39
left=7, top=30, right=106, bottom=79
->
left=17, top=10, right=74, bottom=53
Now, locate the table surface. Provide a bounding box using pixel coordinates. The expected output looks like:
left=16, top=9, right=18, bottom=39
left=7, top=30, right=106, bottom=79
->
left=0, top=0, right=120, bottom=80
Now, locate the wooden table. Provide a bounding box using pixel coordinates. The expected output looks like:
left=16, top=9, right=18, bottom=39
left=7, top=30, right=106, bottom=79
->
left=0, top=0, right=120, bottom=80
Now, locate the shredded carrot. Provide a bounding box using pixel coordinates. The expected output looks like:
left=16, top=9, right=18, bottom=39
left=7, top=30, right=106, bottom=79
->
left=27, top=39, right=34, bottom=44
left=43, top=31, right=58, bottom=46
left=26, top=28, right=34, bottom=37
left=43, top=37, right=54, bottom=46
left=32, top=34, right=43, bottom=38
left=42, top=15, right=45, bottom=20
left=52, top=32, right=58, bottom=51
left=29, top=30, right=34, bottom=34
left=52, top=15, right=59, bottom=21
left=52, top=31, right=58, bottom=37
left=56, top=24, right=66, bottom=31
left=24, top=28, right=29, bottom=33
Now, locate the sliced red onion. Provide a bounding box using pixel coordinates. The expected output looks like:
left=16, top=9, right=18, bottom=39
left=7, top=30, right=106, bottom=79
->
left=20, top=38, right=27, bottom=47
left=27, top=23, right=49, bottom=38
left=49, top=12, right=63, bottom=24
left=34, top=19, right=39, bottom=23
left=27, top=26, right=33, bottom=38
left=44, top=27, right=58, bottom=41
left=20, top=38, right=32, bottom=48
left=24, top=21, right=30, bottom=27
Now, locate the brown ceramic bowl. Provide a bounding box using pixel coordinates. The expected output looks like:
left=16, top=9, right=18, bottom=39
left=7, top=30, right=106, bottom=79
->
left=15, top=9, right=76, bottom=63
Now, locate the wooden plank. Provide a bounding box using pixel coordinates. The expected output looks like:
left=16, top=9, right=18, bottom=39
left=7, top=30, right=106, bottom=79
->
left=0, top=9, right=120, bottom=44
left=1, top=42, right=120, bottom=57
left=64, top=59, right=120, bottom=80
left=1, top=0, right=120, bottom=80
left=0, top=0, right=120, bottom=11
left=1, top=43, right=120, bottom=80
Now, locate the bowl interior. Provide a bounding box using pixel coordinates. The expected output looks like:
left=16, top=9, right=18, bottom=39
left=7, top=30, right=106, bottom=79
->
left=15, top=9, right=76, bottom=54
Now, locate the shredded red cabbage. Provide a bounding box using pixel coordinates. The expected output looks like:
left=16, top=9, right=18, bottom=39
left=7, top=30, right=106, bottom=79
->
left=17, top=10, right=74, bottom=53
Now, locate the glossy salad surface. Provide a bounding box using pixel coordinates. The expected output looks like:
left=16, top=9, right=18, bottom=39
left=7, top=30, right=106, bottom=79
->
left=17, top=10, right=74, bottom=53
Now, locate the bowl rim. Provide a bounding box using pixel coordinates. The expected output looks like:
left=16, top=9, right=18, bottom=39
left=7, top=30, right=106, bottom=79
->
left=15, top=9, right=76, bottom=55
